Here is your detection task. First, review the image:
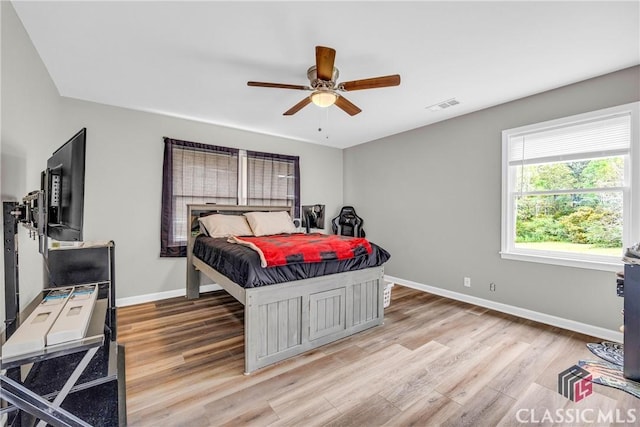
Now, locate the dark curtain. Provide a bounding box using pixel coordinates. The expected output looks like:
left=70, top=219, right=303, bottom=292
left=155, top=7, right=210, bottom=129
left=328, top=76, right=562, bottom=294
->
left=160, top=138, right=239, bottom=257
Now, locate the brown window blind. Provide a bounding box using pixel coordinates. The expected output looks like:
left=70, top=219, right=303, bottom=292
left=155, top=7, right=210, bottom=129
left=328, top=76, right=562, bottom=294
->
left=161, top=138, right=239, bottom=257
left=246, top=150, right=300, bottom=218
left=161, top=141, right=300, bottom=257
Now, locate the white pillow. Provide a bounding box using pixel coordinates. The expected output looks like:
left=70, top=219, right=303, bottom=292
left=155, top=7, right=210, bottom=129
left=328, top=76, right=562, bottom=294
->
left=198, top=214, right=254, bottom=238
left=244, top=211, right=296, bottom=236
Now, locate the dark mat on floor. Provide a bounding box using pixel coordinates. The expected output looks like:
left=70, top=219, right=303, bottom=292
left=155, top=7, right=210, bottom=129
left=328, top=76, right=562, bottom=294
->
left=586, top=341, right=624, bottom=367
left=578, top=359, right=640, bottom=399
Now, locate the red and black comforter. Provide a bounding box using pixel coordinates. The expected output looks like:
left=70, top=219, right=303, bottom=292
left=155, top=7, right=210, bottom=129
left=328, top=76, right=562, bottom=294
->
left=193, top=233, right=390, bottom=288
left=228, top=233, right=372, bottom=268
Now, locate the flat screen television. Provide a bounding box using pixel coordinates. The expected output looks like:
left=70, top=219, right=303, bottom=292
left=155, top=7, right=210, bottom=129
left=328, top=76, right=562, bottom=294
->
left=43, top=128, right=86, bottom=241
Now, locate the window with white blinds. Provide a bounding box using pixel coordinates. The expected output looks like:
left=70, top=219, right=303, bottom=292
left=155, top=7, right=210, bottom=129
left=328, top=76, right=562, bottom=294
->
left=246, top=150, right=299, bottom=212
left=171, top=145, right=238, bottom=243
left=160, top=138, right=300, bottom=257
left=501, top=102, right=639, bottom=271
left=508, top=114, right=631, bottom=165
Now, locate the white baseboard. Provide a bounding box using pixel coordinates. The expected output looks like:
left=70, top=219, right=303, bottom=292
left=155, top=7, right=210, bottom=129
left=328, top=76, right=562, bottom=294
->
left=116, top=284, right=222, bottom=307
left=384, top=274, right=623, bottom=343
left=116, top=276, right=623, bottom=343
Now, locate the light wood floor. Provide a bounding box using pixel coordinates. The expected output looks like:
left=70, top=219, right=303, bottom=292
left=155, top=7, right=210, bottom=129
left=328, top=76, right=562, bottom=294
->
left=117, top=285, right=638, bottom=426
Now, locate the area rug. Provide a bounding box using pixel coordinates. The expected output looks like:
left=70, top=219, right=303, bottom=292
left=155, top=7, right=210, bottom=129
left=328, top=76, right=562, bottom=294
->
left=586, top=341, right=624, bottom=366
left=578, top=360, right=640, bottom=399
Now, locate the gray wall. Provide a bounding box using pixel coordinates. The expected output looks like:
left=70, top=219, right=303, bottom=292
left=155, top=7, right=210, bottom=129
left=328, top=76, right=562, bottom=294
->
left=3, top=0, right=638, bottom=335
left=1, top=1, right=65, bottom=320
left=344, top=65, right=640, bottom=332
left=1, top=1, right=343, bottom=320
left=60, top=99, right=343, bottom=300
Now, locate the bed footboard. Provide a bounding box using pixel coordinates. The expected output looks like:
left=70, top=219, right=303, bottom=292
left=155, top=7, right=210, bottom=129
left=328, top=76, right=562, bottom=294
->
left=243, top=266, right=384, bottom=374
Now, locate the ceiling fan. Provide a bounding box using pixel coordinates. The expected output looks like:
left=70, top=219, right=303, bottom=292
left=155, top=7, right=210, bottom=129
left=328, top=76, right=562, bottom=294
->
left=247, top=46, right=401, bottom=116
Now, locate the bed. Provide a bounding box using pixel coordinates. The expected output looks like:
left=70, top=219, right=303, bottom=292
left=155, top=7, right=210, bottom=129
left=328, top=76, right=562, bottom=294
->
left=185, top=204, right=390, bottom=374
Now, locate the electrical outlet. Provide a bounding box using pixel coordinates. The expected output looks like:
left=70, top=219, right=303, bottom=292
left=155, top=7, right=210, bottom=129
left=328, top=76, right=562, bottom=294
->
left=464, top=277, right=471, bottom=287
left=489, top=282, right=496, bottom=292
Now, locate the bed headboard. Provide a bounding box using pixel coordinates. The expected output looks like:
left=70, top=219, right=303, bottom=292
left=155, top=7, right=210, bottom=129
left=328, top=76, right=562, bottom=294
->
left=187, top=204, right=293, bottom=217
left=185, top=204, right=295, bottom=299
left=186, top=204, right=295, bottom=249
left=187, top=204, right=295, bottom=237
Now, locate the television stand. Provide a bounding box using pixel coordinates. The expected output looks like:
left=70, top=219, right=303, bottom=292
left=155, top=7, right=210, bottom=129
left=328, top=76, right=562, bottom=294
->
left=1, top=291, right=124, bottom=426
left=1, top=242, right=126, bottom=426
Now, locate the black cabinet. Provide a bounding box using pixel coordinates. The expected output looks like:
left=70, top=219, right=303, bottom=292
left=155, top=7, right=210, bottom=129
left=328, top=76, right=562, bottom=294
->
left=624, top=263, right=640, bottom=380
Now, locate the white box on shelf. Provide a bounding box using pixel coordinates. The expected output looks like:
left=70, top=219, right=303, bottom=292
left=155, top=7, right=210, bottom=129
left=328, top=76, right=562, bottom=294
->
left=47, top=284, right=99, bottom=346
left=1, top=287, right=73, bottom=358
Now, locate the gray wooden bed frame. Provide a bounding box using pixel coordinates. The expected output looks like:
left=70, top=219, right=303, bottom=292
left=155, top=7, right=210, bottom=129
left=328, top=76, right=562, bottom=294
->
left=185, top=204, right=385, bottom=374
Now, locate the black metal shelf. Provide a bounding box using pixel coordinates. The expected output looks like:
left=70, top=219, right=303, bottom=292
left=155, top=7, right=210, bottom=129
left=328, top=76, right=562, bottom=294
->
left=1, top=242, right=125, bottom=427
left=624, top=263, right=640, bottom=380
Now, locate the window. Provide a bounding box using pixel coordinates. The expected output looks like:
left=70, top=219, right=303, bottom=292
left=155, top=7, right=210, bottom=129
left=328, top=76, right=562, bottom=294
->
left=501, top=102, right=639, bottom=271
left=160, top=138, right=300, bottom=257
left=245, top=150, right=300, bottom=209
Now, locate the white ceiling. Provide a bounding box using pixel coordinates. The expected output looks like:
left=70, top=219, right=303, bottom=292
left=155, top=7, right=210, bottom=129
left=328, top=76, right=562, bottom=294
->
left=11, top=1, right=640, bottom=149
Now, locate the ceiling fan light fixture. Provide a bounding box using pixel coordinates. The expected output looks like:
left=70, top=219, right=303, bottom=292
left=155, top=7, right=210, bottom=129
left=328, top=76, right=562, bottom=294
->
left=248, top=46, right=399, bottom=116
left=310, top=90, right=338, bottom=108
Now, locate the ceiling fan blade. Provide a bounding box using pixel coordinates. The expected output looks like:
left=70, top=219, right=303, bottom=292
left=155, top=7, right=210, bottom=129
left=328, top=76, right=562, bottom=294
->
left=334, top=96, right=362, bottom=116
left=248, top=81, right=310, bottom=90
left=316, top=46, right=336, bottom=81
left=340, top=74, right=401, bottom=91
left=283, top=97, right=312, bottom=115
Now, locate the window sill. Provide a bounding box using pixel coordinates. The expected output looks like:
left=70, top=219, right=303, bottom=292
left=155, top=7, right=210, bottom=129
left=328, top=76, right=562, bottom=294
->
left=500, top=251, right=623, bottom=272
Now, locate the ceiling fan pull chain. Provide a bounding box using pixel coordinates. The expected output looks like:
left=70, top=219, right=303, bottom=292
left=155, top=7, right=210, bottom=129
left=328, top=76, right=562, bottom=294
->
left=325, top=107, right=330, bottom=140
left=317, top=105, right=331, bottom=139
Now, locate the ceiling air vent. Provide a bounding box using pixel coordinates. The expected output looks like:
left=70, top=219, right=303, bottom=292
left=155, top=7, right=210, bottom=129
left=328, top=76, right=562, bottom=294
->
left=427, top=98, right=460, bottom=112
